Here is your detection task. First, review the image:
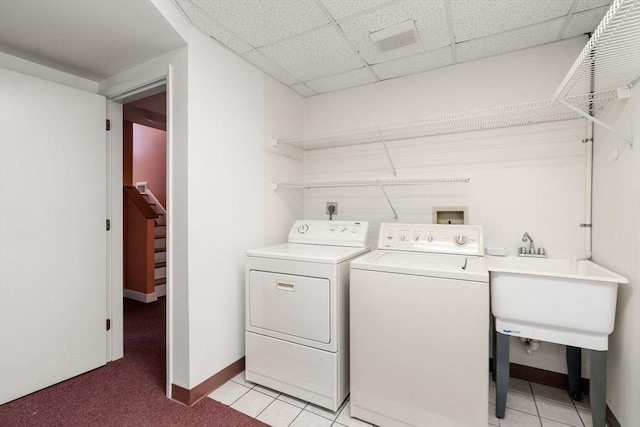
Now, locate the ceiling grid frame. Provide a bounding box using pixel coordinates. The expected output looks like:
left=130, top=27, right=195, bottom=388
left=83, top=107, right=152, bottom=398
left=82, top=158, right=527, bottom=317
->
left=557, top=1, right=581, bottom=39
left=311, top=0, right=382, bottom=88
left=443, top=0, right=458, bottom=63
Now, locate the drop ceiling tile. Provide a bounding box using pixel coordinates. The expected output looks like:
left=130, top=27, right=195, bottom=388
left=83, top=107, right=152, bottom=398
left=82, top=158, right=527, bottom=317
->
left=451, top=0, right=573, bottom=42
left=562, top=6, right=610, bottom=38
left=371, top=47, right=452, bottom=80
left=319, top=0, right=395, bottom=20
left=290, top=83, right=317, bottom=97
left=243, top=50, right=299, bottom=85
left=305, top=67, right=377, bottom=93
left=175, top=0, right=253, bottom=53
left=339, top=0, right=450, bottom=64
left=260, top=25, right=364, bottom=81
left=191, top=0, right=329, bottom=48
left=456, top=18, right=565, bottom=63
left=574, top=0, right=611, bottom=13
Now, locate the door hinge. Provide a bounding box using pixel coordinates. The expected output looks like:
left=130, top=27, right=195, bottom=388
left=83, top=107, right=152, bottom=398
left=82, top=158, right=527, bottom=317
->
left=580, top=223, right=592, bottom=228
left=106, top=219, right=111, bottom=231
left=106, top=319, right=111, bottom=331
left=106, top=119, right=111, bottom=131
left=581, top=138, right=593, bottom=143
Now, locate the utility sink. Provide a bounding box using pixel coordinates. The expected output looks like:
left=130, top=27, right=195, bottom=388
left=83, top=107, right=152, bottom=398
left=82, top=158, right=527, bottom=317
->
left=488, top=257, right=628, bottom=350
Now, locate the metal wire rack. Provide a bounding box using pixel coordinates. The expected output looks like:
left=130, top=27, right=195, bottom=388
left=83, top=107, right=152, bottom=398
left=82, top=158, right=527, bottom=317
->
left=276, top=90, right=619, bottom=150
left=554, top=0, right=640, bottom=101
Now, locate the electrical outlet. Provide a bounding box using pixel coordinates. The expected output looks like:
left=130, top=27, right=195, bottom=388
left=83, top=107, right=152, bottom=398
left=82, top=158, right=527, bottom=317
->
left=326, top=202, right=338, bottom=215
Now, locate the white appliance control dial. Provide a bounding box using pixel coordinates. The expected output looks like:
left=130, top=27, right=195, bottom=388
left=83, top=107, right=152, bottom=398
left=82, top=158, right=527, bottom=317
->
left=378, top=223, right=483, bottom=255
left=288, top=220, right=369, bottom=247
left=454, top=234, right=468, bottom=246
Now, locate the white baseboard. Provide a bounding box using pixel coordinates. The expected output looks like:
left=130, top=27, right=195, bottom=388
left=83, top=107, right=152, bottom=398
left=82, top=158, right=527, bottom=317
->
left=155, top=284, right=166, bottom=298
left=124, top=288, right=157, bottom=303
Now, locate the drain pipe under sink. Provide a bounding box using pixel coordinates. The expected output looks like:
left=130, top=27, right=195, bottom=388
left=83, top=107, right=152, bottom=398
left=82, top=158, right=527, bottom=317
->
left=519, top=337, right=541, bottom=354
left=583, top=119, right=594, bottom=260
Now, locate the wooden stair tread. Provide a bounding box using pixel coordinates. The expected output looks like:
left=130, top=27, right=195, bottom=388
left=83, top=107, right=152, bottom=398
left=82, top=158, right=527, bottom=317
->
left=155, top=278, right=166, bottom=286
left=155, top=261, right=166, bottom=268
left=154, top=234, right=167, bottom=239
left=154, top=247, right=166, bottom=253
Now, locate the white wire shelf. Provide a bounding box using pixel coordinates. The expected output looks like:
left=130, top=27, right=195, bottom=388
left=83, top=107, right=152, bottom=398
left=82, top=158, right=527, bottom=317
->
left=554, top=0, right=640, bottom=101
left=273, top=177, right=470, bottom=190
left=276, top=90, right=619, bottom=150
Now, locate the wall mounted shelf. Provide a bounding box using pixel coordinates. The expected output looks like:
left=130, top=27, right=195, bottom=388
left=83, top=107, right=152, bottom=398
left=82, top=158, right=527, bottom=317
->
left=275, top=90, right=620, bottom=151
left=553, top=0, right=639, bottom=147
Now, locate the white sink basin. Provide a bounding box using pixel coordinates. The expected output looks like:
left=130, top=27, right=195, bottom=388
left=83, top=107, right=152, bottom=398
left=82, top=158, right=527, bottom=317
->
left=488, top=257, right=628, bottom=350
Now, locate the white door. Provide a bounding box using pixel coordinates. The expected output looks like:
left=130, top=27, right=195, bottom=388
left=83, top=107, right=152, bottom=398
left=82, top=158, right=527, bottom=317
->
left=0, top=68, right=108, bottom=404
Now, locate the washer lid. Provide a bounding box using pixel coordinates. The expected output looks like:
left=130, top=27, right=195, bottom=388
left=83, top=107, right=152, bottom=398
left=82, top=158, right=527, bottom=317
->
left=351, top=250, right=488, bottom=282
left=247, top=243, right=370, bottom=264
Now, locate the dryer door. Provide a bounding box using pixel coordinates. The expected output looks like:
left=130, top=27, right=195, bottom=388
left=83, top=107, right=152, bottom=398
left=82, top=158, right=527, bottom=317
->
left=248, top=271, right=331, bottom=344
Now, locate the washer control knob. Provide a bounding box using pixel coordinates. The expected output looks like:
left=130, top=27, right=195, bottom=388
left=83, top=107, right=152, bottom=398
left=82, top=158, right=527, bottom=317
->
left=413, top=234, right=420, bottom=241
left=427, top=235, right=434, bottom=242
left=386, top=233, right=394, bottom=240
left=297, top=224, right=309, bottom=234
left=341, top=227, right=348, bottom=232
left=400, top=234, right=406, bottom=241
left=454, top=234, right=468, bottom=246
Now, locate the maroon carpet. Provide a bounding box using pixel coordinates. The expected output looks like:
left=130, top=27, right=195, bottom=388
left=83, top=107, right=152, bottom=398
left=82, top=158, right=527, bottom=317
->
left=0, top=298, right=266, bottom=426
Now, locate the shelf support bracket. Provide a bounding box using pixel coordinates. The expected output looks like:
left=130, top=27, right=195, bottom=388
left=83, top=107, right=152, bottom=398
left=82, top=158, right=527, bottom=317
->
left=381, top=142, right=397, bottom=177
left=380, top=186, right=398, bottom=220
left=376, top=126, right=397, bottom=176
left=559, top=100, right=633, bottom=148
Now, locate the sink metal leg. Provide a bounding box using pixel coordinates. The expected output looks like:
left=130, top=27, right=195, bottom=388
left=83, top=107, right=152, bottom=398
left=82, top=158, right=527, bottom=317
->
left=590, top=350, right=607, bottom=427
left=566, top=346, right=582, bottom=400
left=495, top=332, right=510, bottom=419
left=491, top=324, right=497, bottom=382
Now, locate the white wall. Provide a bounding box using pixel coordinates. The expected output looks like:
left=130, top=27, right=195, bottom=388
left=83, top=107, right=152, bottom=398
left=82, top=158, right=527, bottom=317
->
left=185, top=29, right=265, bottom=387
left=302, top=37, right=593, bottom=375
left=592, top=84, right=639, bottom=426
left=0, top=51, right=98, bottom=93
left=263, top=78, right=304, bottom=246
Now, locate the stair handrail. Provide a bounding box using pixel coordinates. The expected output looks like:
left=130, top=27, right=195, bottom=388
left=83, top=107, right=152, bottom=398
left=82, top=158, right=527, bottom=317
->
left=124, top=186, right=158, bottom=219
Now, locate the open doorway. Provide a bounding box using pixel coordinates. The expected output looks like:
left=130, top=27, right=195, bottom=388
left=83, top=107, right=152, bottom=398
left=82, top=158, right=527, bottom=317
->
left=121, top=89, right=167, bottom=393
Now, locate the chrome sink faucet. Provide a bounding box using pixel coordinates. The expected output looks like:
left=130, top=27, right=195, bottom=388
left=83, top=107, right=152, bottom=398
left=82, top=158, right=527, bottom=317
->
left=522, top=232, right=534, bottom=253
left=519, top=232, right=546, bottom=257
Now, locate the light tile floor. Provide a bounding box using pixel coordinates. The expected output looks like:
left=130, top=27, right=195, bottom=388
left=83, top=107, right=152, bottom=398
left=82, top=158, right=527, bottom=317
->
left=209, top=372, right=597, bottom=427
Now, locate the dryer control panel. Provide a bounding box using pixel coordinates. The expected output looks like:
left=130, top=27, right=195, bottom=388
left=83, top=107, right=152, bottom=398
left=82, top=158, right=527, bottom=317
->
left=378, top=223, right=483, bottom=256
left=288, top=220, right=369, bottom=247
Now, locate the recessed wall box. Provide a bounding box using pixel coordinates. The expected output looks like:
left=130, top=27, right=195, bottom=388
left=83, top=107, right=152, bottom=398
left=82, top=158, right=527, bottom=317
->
left=433, top=206, right=467, bottom=225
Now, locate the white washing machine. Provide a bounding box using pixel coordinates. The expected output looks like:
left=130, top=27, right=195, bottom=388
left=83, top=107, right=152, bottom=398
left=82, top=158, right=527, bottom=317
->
left=350, top=223, right=489, bottom=427
left=245, top=220, right=369, bottom=411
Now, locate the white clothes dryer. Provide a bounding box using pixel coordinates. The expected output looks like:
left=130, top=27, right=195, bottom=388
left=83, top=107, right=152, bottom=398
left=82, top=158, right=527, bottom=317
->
left=350, top=223, right=489, bottom=427
left=245, top=220, right=369, bottom=411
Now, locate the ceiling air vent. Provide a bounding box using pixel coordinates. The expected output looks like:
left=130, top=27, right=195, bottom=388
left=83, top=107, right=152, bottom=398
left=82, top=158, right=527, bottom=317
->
left=370, top=20, right=420, bottom=52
